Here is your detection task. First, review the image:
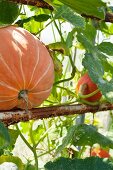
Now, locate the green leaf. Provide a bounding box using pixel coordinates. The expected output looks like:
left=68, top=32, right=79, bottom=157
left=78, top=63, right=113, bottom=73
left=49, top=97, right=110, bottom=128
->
left=45, top=157, right=113, bottom=170
left=8, top=129, right=19, bottom=149
left=17, top=14, right=50, bottom=27
left=55, top=5, right=85, bottom=28
left=73, top=124, right=113, bottom=148
left=77, top=22, right=97, bottom=49
left=83, top=52, right=104, bottom=82
left=0, top=155, right=24, bottom=170
left=0, top=122, right=10, bottom=149
left=97, top=52, right=113, bottom=72
left=56, top=124, right=113, bottom=153
left=0, top=0, right=19, bottom=25
left=66, top=28, right=76, bottom=48
left=97, top=42, right=113, bottom=56
left=58, top=0, right=106, bottom=19
left=20, top=122, right=30, bottom=134
left=23, top=19, right=42, bottom=34
left=31, top=124, right=45, bottom=143
left=34, top=14, right=51, bottom=22
left=56, top=126, right=76, bottom=154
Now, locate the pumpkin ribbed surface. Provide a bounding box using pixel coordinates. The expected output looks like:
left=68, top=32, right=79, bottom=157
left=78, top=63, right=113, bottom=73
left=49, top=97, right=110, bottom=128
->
left=0, top=26, right=54, bottom=110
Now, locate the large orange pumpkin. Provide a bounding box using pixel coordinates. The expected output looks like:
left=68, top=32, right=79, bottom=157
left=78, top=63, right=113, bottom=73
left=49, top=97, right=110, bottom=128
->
left=0, top=26, right=54, bottom=110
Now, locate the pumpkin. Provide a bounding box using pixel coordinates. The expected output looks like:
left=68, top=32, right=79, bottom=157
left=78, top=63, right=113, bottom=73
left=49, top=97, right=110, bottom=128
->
left=76, top=73, right=102, bottom=102
left=0, top=26, right=54, bottom=110
left=91, top=147, right=110, bottom=158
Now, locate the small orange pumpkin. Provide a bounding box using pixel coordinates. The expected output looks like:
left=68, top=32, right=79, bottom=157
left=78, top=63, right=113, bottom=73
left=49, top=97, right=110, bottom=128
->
left=76, top=73, right=102, bottom=102
left=91, top=147, right=110, bottom=158
left=0, top=26, right=54, bottom=110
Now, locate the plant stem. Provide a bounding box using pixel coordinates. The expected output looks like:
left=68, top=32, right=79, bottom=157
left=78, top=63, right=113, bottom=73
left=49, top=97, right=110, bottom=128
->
left=77, top=146, right=86, bottom=158
left=33, top=147, right=39, bottom=170
left=35, top=126, right=53, bottom=147
left=78, top=87, right=100, bottom=99
left=15, top=124, right=33, bottom=151
left=37, top=148, right=55, bottom=158
left=29, top=121, right=39, bottom=170
left=51, top=13, right=65, bottom=42
left=43, top=120, right=51, bottom=152
left=16, top=124, right=39, bottom=170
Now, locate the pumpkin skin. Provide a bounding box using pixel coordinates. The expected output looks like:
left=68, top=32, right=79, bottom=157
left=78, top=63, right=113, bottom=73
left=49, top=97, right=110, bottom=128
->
left=0, top=26, right=54, bottom=110
left=91, top=147, right=110, bottom=158
left=76, top=73, right=102, bottom=102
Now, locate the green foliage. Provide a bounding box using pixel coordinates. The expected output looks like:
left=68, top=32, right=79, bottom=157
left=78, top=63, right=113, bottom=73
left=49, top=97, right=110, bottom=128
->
left=45, top=157, right=113, bottom=170
left=57, top=124, right=113, bottom=154
left=66, top=28, right=76, bottom=48
left=97, top=42, right=113, bottom=56
left=55, top=5, right=85, bottom=28
left=58, top=0, right=106, bottom=19
left=0, top=122, right=10, bottom=149
left=16, top=14, right=51, bottom=27
left=0, top=0, right=19, bottom=25
left=8, top=129, right=19, bottom=149
left=76, top=22, right=113, bottom=103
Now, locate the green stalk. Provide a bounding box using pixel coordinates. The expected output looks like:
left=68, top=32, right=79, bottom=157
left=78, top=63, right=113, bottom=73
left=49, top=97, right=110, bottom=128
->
left=43, top=120, right=51, bottom=152
left=37, top=19, right=53, bottom=35
left=77, top=146, right=86, bottom=158
left=16, top=124, right=39, bottom=170
left=16, top=124, right=33, bottom=151
left=80, top=99, right=99, bottom=106
left=51, top=13, right=65, bottom=43
left=29, top=121, right=38, bottom=170
left=37, top=148, right=55, bottom=158
left=78, top=88, right=100, bottom=99
left=35, top=126, right=53, bottom=147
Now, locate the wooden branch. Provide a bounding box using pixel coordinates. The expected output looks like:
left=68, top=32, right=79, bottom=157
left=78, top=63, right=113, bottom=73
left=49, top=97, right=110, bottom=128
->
left=9, top=0, right=54, bottom=10
left=8, top=0, right=113, bottom=23
left=82, top=12, right=113, bottom=23
left=1, top=103, right=113, bottom=126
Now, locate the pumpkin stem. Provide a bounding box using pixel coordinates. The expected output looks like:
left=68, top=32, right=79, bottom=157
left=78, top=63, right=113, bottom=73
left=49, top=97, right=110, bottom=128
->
left=18, top=90, right=29, bottom=112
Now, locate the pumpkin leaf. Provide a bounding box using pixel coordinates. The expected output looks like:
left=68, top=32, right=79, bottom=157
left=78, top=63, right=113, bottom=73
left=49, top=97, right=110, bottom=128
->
left=57, top=0, right=106, bottom=19
left=56, top=125, right=76, bottom=154
left=66, top=28, right=76, bottom=48
left=83, top=52, right=104, bottom=82
left=72, top=124, right=113, bottom=147
left=55, top=5, right=85, bottom=28
left=34, top=14, right=51, bottom=22
left=16, top=14, right=50, bottom=27
left=56, top=124, right=113, bottom=154
left=77, top=22, right=97, bottom=48
left=8, top=129, right=19, bottom=149
left=97, top=42, right=113, bottom=56
left=0, top=0, right=19, bottom=25
left=0, top=155, right=24, bottom=170
left=45, top=157, right=113, bottom=170
left=0, top=122, right=10, bottom=149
